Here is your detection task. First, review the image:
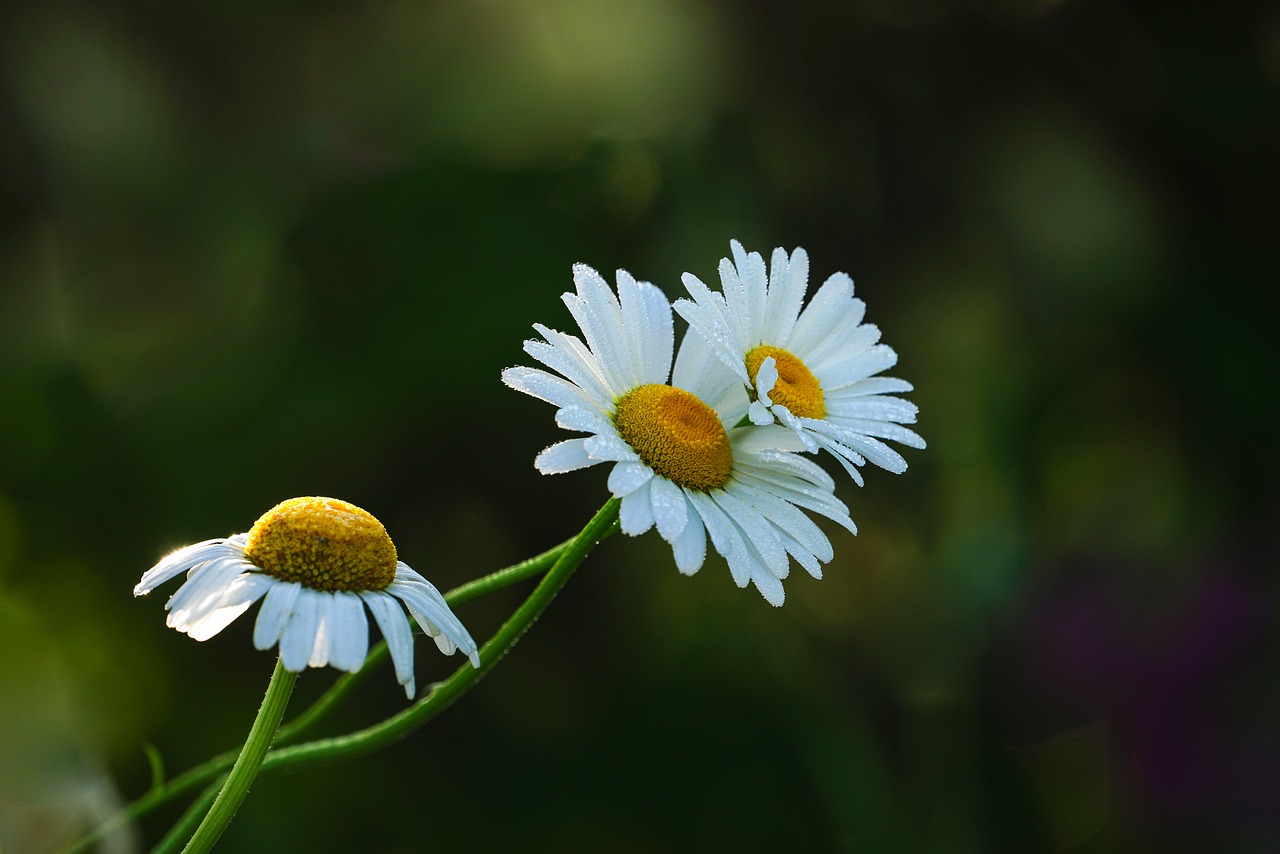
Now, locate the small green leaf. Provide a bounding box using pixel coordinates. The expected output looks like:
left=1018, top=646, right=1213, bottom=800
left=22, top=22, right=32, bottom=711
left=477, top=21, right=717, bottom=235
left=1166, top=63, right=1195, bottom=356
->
left=143, top=742, right=165, bottom=792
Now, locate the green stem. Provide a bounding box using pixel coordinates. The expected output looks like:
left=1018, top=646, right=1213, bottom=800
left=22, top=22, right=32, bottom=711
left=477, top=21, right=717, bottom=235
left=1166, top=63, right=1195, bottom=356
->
left=250, top=497, right=620, bottom=773
left=179, top=658, right=297, bottom=853
left=153, top=782, right=220, bottom=854
left=63, top=521, right=617, bottom=854
left=273, top=530, right=593, bottom=744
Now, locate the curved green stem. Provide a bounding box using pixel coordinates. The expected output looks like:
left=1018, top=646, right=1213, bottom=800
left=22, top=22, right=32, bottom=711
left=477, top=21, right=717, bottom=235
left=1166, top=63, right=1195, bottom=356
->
left=253, top=497, right=619, bottom=773
left=153, top=782, right=220, bottom=854
left=273, top=530, right=591, bottom=744
left=179, top=658, right=297, bottom=853
left=63, top=521, right=616, bottom=854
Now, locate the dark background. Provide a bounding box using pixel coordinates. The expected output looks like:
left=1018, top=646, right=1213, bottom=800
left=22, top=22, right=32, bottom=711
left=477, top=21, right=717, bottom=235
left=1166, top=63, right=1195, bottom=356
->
left=1, top=0, right=1277, bottom=851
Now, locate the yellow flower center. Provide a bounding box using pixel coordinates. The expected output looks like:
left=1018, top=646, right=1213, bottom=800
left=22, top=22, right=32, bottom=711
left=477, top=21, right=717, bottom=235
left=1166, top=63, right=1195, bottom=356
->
left=745, top=345, right=826, bottom=420
left=243, top=497, right=398, bottom=592
left=613, top=384, right=733, bottom=492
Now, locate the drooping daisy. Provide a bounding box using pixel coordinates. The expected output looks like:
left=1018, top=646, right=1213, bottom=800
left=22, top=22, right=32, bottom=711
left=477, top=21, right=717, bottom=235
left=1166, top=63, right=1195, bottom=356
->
left=502, top=263, right=856, bottom=606
left=674, top=240, right=925, bottom=484
left=135, top=497, right=480, bottom=698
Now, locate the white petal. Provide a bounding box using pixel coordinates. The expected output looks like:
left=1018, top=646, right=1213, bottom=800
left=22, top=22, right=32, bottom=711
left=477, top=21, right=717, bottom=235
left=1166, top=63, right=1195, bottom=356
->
left=583, top=433, right=641, bottom=462
left=766, top=246, right=809, bottom=345
left=672, top=326, right=749, bottom=420
left=166, top=558, right=251, bottom=629
left=710, top=490, right=788, bottom=580
left=729, top=240, right=768, bottom=343
left=807, top=419, right=910, bottom=473
left=389, top=573, right=464, bottom=642
left=729, top=481, right=833, bottom=564
left=754, top=356, right=779, bottom=407
left=414, top=604, right=480, bottom=668
left=705, top=503, right=788, bottom=604
left=183, top=573, right=273, bottom=642
left=650, top=476, right=688, bottom=543
left=673, top=292, right=751, bottom=384
left=253, top=580, right=301, bottom=651
left=136, top=539, right=241, bottom=596
left=734, top=468, right=853, bottom=522
left=549, top=327, right=619, bottom=397
left=360, top=590, right=416, bottom=698
left=679, top=270, right=718, bottom=309
left=308, top=595, right=334, bottom=669
left=843, top=432, right=909, bottom=473
left=687, top=492, right=749, bottom=588
left=535, top=439, right=600, bottom=474
left=279, top=588, right=322, bottom=672
left=788, top=272, right=855, bottom=356
left=566, top=264, right=629, bottom=392
left=748, top=400, right=775, bottom=426
left=608, top=461, right=654, bottom=497
left=717, top=254, right=758, bottom=349
left=834, top=417, right=927, bottom=450
left=752, top=566, right=786, bottom=606
left=614, top=271, right=673, bottom=387
left=697, top=492, right=784, bottom=602
left=741, top=445, right=835, bottom=491
left=841, top=377, right=915, bottom=397
left=731, top=424, right=806, bottom=453
left=778, top=530, right=823, bottom=579
left=426, top=627, right=458, bottom=656
left=638, top=280, right=675, bottom=383
left=804, top=309, right=877, bottom=368
left=668, top=316, right=714, bottom=391
left=501, top=366, right=598, bottom=412
left=734, top=455, right=856, bottom=534
left=527, top=325, right=616, bottom=404
left=390, top=567, right=480, bottom=667
left=672, top=492, right=707, bottom=575
left=818, top=345, right=899, bottom=389
left=619, top=478, right=656, bottom=535
left=773, top=407, right=819, bottom=451
left=326, top=591, right=369, bottom=673
left=556, top=405, right=614, bottom=435
left=616, top=267, right=651, bottom=388
left=824, top=395, right=919, bottom=424
left=807, top=432, right=869, bottom=486
left=161, top=560, right=216, bottom=613
left=709, top=382, right=751, bottom=427
left=729, top=239, right=750, bottom=274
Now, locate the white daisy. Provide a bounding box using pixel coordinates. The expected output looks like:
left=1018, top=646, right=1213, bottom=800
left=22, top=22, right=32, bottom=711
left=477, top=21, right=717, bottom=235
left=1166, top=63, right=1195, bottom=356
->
left=502, top=263, right=856, bottom=606
left=134, top=497, right=479, bottom=698
left=674, top=239, right=925, bottom=485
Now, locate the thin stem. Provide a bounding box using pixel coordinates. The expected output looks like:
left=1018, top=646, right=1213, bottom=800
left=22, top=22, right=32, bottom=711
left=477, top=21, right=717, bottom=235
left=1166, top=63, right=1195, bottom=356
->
left=63, top=524, right=614, bottom=854
left=179, top=658, right=297, bottom=854
left=275, top=531, right=591, bottom=743
left=254, top=497, right=620, bottom=773
left=274, top=646, right=388, bottom=744
left=444, top=532, right=597, bottom=607
left=152, top=782, right=220, bottom=854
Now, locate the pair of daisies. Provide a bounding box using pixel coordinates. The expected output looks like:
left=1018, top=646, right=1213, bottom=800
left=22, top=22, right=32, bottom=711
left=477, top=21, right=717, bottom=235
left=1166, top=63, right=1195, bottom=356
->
left=137, top=240, right=922, bottom=697
left=504, top=239, right=924, bottom=605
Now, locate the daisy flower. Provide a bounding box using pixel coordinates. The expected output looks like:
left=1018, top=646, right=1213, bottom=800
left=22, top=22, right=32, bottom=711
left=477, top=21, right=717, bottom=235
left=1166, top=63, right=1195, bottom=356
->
left=502, top=263, right=856, bottom=606
left=674, top=240, right=925, bottom=484
left=135, top=497, right=479, bottom=698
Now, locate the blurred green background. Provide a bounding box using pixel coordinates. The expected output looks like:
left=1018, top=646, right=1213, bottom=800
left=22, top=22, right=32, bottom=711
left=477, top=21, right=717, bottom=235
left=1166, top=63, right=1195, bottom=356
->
left=1, top=0, right=1277, bottom=851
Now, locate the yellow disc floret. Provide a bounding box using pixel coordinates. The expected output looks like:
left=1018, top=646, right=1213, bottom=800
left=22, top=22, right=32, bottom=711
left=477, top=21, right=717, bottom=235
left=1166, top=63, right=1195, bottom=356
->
left=613, top=384, right=733, bottom=492
left=745, top=345, right=826, bottom=420
left=244, top=497, right=398, bottom=593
